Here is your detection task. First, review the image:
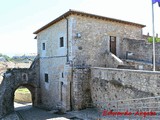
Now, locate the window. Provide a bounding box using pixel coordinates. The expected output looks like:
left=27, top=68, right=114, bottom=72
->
left=45, top=73, right=48, bottom=83
left=42, top=43, right=45, bottom=50
left=60, top=37, right=64, bottom=47
left=61, top=82, right=63, bottom=101
left=110, top=36, right=116, bottom=55
left=62, top=72, right=64, bottom=78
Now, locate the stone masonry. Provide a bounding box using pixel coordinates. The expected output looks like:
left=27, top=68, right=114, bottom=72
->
left=91, top=67, right=160, bottom=108
left=0, top=56, right=40, bottom=118
left=119, top=38, right=160, bottom=71
left=72, top=67, right=91, bottom=110
left=120, top=38, right=160, bottom=64
left=1, top=10, right=160, bottom=119
left=71, top=14, right=144, bottom=67
left=34, top=10, right=145, bottom=111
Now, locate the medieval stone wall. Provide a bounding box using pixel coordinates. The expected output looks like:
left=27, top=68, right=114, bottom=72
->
left=37, top=17, right=73, bottom=110
left=105, top=52, right=124, bottom=68
left=0, top=68, right=40, bottom=118
left=91, top=67, right=160, bottom=108
left=71, top=15, right=143, bottom=67
left=36, top=14, right=144, bottom=111
left=123, top=59, right=154, bottom=70
left=0, top=56, right=40, bottom=118
left=120, top=38, right=160, bottom=64
left=72, top=67, right=92, bottom=110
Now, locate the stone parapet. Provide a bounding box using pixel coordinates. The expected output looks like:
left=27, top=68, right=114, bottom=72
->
left=91, top=67, right=160, bottom=109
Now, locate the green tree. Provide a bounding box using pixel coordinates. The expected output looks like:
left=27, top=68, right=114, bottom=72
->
left=0, top=53, right=12, bottom=61
left=148, top=37, right=160, bottom=43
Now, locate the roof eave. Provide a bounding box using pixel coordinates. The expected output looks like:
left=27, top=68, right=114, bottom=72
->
left=33, top=10, right=146, bottom=34
left=33, top=10, right=72, bottom=34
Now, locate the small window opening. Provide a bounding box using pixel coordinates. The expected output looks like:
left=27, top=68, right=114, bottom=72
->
left=61, top=82, right=63, bottom=101
left=42, top=43, right=45, bottom=50
left=60, top=37, right=64, bottom=47
left=45, top=73, right=48, bottom=83
left=62, top=72, right=64, bottom=78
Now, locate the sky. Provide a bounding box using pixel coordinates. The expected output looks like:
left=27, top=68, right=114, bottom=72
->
left=0, top=0, right=159, bottom=57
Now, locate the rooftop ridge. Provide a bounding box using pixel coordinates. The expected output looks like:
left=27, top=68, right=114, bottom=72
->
left=33, top=9, right=146, bottom=34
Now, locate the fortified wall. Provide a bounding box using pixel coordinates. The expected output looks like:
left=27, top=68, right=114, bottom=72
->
left=120, top=39, right=160, bottom=63
left=0, top=56, right=40, bottom=118
left=72, top=66, right=92, bottom=110
left=91, top=67, right=160, bottom=109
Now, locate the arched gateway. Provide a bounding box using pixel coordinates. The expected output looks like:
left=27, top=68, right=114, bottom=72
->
left=0, top=68, right=41, bottom=118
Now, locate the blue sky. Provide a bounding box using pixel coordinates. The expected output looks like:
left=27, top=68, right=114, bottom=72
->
left=0, top=0, right=159, bottom=56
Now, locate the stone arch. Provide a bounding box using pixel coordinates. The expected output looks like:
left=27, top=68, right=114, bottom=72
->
left=1, top=83, right=38, bottom=118
left=0, top=69, right=40, bottom=118
left=13, top=84, right=36, bottom=107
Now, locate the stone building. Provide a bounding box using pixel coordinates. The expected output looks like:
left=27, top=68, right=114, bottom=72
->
left=33, top=9, right=147, bottom=111
left=2, top=10, right=160, bottom=119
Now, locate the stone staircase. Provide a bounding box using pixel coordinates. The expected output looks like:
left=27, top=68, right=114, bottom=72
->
left=105, top=51, right=160, bottom=71
left=105, top=52, right=137, bottom=70
left=105, top=52, right=123, bottom=68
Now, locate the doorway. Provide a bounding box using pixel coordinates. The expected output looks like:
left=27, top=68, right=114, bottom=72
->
left=14, top=86, right=32, bottom=111
left=110, top=36, right=116, bottom=55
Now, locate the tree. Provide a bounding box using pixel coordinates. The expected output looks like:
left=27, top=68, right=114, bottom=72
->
left=0, top=53, right=12, bottom=61
left=148, top=37, right=160, bottom=43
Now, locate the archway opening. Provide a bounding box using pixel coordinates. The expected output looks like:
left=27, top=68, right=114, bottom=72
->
left=14, top=86, right=32, bottom=111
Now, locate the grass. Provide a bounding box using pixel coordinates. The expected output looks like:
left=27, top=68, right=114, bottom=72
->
left=148, top=37, right=160, bottom=43
left=15, top=88, right=30, bottom=93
